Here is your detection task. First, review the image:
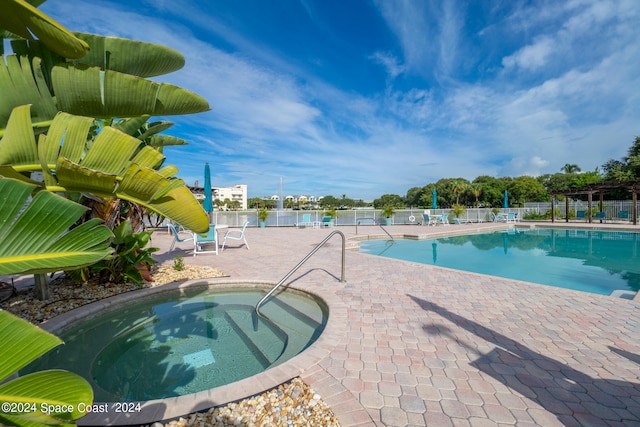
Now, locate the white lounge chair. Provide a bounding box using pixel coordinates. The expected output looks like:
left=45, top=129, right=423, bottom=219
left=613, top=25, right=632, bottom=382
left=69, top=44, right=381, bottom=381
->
left=221, top=221, right=250, bottom=250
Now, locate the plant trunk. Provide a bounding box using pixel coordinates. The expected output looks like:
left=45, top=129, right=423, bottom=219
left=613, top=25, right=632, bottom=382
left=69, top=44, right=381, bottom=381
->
left=34, top=273, right=50, bottom=301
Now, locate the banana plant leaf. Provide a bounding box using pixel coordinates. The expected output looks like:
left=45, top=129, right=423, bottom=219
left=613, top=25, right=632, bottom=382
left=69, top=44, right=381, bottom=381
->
left=0, top=105, right=210, bottom=233
left=52, top=63, right=211, bottom=118
left=0, top=310, right=93, bottom=426
left=0, top=177, right=113, bottom=275
left=111, top=117, right=188, bottom=147
left=73, top=32, right=185, bottom=78
left=0, top=55, right=211, bottom=131
left=0, top=0, right=89, bottom=58
left=0, top=55, right=58, bottom=132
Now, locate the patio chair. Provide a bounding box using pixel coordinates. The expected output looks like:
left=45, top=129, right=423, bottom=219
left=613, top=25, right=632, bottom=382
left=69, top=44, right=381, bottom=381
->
left=422, top=211, right=437, bottom=226
left=321, top=216, right=334, bottom=227
left=194, top=224, right=218, bottom=256
left=575, top=210, right=587, bottom=221
left=297, top=213, right=314, bottom=228
left=594, top=211, right=606, bottom=223
left=618, top=211, right=630, bottom=222
left=221, top=221, right=250, bottom=250
left=168, top=223, right=194, bottom=252
left=491, top=212, right=507, bottom=222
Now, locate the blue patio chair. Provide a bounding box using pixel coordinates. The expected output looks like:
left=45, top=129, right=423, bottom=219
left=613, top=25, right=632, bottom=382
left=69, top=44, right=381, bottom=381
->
left=594, top=211, right=606, bottom=223
left=168, top=223, right=194, bottom=252
left=422, top=211, right=436, bottom=226
left=618, top=211, right=630, bottom=222
left=194, top=224, right=218, bottom=256
left=221, top=221, right=250, bottom=250
left=297, top=213, right=314, bottom=228
left=575, top=210, right=587, bottom=221
left=321, top=216, right=334, bottom=227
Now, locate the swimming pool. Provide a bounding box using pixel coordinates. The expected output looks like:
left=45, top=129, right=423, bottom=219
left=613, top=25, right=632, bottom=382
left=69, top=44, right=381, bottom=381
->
left=360, top=228, right=640, bottom=295
left=23, top=286, right=327, bottom=402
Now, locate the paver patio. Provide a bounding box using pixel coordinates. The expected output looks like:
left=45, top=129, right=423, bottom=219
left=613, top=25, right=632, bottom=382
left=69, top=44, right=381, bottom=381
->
left=149, top=221, right=640, bottom=426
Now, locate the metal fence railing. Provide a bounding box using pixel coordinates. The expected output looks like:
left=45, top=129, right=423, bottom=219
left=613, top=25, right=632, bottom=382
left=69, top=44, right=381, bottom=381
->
left=187, top=208, right=531, bottom=228
left=153, top=199, right=640, bottom=229
left=524, top=200, right=640, bottom=219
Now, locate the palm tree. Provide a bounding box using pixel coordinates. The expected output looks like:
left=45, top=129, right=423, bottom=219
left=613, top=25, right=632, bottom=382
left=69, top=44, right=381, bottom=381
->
left=450, top=180, right=469, bottom=205
left=470, top=184, right=482, bottom=207
left=561, top=164, right=581, bottom=174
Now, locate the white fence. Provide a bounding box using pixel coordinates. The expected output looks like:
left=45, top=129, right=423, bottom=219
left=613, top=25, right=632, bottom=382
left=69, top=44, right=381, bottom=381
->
left=205, top=208, right=530, bottom=228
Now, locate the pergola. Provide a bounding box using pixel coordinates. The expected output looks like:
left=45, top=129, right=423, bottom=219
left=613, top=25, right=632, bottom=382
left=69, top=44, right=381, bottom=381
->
left=549, top=181, right=640, bottom=225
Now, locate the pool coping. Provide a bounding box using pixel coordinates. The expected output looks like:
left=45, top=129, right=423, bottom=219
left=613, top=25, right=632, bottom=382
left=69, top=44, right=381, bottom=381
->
left=40, top=279, right=348, bottom=426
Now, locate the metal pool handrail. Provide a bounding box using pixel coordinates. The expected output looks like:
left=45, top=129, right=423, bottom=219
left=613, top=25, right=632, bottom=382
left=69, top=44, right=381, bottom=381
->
left=255, top=230, right=346, bottom=317
left=356, top=218, right=394, bottom=240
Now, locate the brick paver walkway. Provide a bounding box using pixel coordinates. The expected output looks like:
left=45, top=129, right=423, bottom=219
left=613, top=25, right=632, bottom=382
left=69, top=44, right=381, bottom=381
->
left=151, top=222, right=640, bottom=426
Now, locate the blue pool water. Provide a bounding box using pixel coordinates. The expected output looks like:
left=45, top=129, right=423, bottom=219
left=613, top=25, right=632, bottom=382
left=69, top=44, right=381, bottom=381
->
left=360, top=228, right=640, bottom=295
left=22, top=287, right=327, bottom=401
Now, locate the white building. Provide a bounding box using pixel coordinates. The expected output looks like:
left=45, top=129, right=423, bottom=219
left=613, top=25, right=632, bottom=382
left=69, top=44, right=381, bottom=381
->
left=213, top=184, right=248, bottom=210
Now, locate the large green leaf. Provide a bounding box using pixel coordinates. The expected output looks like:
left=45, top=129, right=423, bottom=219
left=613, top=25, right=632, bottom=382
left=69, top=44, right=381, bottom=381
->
left=0, top=106, right=210, bottom=233
left=52, top=63, right=211, bottom=118
left=0, top=177, right=114, bottom=275
left=0, top=55, right=58, bottom=132
left=73, top=33, right=185, bottom=78
left=0, top=310, right=93, bottom=426
left=112, top=117, right=188, bottom=147
left=0, top=0, right=89, bottom=58
left=0, top=55, right=211, bottom=132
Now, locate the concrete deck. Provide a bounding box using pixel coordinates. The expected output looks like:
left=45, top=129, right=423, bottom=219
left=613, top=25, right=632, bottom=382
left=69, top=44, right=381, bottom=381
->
left=15, top=221, right=640, bottom=426
left=148, top=221, right=640, bottom=426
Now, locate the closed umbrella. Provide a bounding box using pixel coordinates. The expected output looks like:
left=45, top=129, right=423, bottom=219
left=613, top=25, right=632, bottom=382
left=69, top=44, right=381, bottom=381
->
left=204, top=162, right=213, bottom=222
left=432, top=189, right=437, bottom=210
left=503, top=190, right=508, bottom=209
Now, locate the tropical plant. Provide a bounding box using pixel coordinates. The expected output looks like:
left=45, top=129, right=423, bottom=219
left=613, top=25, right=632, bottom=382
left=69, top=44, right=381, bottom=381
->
left=173, top=256, right=185, bottom=271
left=81, top=220, right=157, bottom=285
left=0, top=105, right=209, bottom=231
left=0, top=177, right=111, bottom=425
left=258, top=208, right=270, bottom=222
left=324, top=208, right=338, bottom=219
left=0, top=177, right=113, bottom=298
left=0, top=309, right=94, bottom=427
left=381, top=205, right=395, bottom=218
left=1, top=0, right=211, bottom=228
left=451, top=204, right=466, bottom=218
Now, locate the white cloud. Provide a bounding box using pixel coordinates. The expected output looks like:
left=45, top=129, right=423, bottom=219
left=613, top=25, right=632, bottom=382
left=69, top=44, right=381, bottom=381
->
left=501, top=36, right=554, bottom=71
left=369, top=51, right=405, bottom=79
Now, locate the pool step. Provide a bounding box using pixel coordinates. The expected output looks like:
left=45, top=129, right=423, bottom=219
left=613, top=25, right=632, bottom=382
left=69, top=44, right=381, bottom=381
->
left=258, top=297, right=327, bottom=366
left=224, top=308, right=288, bottom=368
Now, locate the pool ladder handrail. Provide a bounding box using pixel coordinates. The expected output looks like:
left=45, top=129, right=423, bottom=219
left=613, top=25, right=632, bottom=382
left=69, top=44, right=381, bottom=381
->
left=356, top=218, right=394, bottom=241
left=255, top=230, right=346, bottom=317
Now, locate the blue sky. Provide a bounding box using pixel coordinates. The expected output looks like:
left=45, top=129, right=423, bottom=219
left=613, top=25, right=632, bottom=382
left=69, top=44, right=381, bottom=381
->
left=40, top=0, right=640, bottom=200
